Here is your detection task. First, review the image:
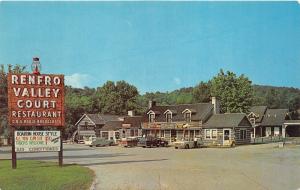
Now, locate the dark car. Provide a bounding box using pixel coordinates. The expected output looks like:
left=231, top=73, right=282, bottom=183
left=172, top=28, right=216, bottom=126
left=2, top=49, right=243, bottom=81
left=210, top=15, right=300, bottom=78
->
left=137, top=137, right=168, bottom=148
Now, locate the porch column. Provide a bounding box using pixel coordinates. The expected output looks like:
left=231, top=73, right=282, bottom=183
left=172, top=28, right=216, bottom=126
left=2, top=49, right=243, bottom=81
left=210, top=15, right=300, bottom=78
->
left=253, top=127, right=256, bottom=138
left=282, top=125, right=286, bottom=138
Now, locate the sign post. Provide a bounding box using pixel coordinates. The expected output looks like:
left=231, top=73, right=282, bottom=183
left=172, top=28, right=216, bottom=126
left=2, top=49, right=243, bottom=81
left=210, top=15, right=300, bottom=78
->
left=11, top=126, right=17, bottom=169
left=59, top=128, right=63, bottom=167
left=7, top=57, right=65, bottom=169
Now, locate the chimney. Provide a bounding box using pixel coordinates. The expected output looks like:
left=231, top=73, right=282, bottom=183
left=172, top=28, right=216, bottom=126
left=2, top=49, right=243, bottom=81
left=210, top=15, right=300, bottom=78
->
left=211, top=97, right=220, bottom=114
left=128, top=110, right=135, bottom=117
left=148, top=100, right=156, bottom=109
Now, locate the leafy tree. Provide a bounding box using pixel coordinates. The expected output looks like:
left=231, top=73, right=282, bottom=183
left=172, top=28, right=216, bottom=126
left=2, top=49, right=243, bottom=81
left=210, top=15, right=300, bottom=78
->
left=193, top=81, right=211, bottom=103
left=210, top=69, right=253, bottom=113
left=287, top=96, right=300, bottom=111
left=265, top=89, right=280, bottom=109
left=95, top=80, right=139, bottom=115
left=0, top=64, right=27, bottom=137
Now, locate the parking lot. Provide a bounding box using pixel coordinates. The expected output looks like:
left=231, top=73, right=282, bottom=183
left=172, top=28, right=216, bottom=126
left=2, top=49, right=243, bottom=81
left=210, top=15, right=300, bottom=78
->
left=1, top=143, right=300, bottom=190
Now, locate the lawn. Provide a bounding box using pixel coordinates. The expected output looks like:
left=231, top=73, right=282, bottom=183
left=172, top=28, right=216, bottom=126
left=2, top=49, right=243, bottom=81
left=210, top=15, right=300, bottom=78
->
left=0, top=160, right=94, bottom=190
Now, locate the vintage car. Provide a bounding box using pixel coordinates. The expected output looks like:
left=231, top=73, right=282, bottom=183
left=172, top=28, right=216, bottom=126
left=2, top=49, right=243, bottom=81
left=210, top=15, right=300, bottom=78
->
left=120, top=137, right=140, bottom=147
left=137, top=137, right=168, bottom=148
left=84, top=136, right=96, bottom=145
left=174, top=138, right=203, bottom=149
left=89, top=138, right=115, bottom=147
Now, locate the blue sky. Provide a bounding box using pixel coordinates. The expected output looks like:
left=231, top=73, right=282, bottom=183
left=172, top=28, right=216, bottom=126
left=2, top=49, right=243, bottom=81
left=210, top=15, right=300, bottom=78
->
left=0, top=2, right=300, bottom=94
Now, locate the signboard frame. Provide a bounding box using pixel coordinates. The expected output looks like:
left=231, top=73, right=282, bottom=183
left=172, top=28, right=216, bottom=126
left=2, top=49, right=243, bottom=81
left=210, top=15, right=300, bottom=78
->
left=7, top=72, right=65, bottom=169
left=7, top=73, right=65, bottom=127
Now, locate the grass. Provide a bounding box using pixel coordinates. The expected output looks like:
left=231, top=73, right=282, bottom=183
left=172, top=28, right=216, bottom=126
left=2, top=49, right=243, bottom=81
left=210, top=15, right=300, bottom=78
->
left=0, top=160, right=94, bottom=190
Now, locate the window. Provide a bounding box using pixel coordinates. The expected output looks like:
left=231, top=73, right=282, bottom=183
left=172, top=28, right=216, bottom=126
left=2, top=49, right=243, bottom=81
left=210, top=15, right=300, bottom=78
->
left=166, top=113, right=172, bottom=122
left=161, top=130, right=165, bottom=137
left=185, top=112, right=191, bottom=122
left=205, top=129, right=211, bottom=139
left=205, top=129, right=217, bottom=139
left=212, top=129, right=217, bottom=139
left=101, top=132, right=109, bottom=140
left=149, top=113, right=155, bottom=123
left=130, top=129, right=134, bottom=137
left=240, top=129, right=247, bottom=140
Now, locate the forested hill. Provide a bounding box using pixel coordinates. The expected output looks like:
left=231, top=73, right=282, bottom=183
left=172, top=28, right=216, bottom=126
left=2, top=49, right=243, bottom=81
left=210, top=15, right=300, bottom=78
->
left=138, top=84, right=300, bottom=111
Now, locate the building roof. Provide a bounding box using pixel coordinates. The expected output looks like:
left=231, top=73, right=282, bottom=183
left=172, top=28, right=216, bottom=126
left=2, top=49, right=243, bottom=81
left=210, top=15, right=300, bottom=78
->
left=101, top=121, right=123, bottom=131
left=122, top=116, right=143, bottom=128
left=144, top=103, right=213, bottom=122
left=204, top=113, right=252, bottom=128
left=248, top=106, right=267, bottom=123
left=261, top=109, right=289, bottom=126
left=75, top=114, right=124, bottom=126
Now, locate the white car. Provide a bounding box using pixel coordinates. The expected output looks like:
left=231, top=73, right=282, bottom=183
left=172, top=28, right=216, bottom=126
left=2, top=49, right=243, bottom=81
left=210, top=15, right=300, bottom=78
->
left=174, top=138, right=203, bottom=149
left=84, top=136, right=96, bottom=145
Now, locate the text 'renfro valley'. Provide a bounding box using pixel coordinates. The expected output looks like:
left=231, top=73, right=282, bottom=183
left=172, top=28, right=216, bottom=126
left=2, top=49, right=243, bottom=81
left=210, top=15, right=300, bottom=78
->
left=7, top=74, right=65, bottom=126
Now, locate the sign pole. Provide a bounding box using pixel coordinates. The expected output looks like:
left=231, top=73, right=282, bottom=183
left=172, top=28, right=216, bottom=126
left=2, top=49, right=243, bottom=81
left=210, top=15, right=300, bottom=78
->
left=11, top=126, right=17, bottom=169
left=59, top=128, right=63, bottom=167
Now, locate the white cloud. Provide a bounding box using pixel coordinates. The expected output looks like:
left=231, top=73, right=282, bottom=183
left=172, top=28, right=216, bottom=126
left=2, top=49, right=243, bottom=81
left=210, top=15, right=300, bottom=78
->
left=173, top=77, right=181, bottom=85
left=65, top=73, right=91, bottom=88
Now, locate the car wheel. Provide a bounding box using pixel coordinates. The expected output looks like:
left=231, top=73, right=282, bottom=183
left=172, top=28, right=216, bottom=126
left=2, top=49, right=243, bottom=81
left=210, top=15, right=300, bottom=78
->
left=185, top=144, right=189, bottom=149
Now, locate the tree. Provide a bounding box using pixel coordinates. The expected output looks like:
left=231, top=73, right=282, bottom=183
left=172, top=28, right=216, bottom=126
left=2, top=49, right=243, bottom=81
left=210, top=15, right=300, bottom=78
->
left=95, top=80, right=139, bottom=115
left=210, top=69, right=253, bottom=113
left=0, top=64, right=27, bottom=137
left=193, top=82, right=211, bottom=103
left=265, top=89, right=280, bottom=109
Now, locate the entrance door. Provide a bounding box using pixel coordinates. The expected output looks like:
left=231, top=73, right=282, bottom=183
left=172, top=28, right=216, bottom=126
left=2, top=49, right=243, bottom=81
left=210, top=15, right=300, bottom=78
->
left=223, top=129, right=231, bottom=146
left=266, top=127, right=271, bottom=137
left=274, top=127, right=280, bottom=136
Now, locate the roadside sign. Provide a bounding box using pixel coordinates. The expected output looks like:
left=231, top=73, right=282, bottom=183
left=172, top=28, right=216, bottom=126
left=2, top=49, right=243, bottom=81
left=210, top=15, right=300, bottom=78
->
left=15, top=131, right=61, bottom=152
left=7, top=73, right=65, bottom=127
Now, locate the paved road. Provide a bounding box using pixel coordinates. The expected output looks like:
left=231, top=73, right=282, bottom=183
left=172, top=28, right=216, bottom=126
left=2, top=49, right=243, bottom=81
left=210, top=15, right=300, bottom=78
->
left=1, top=143, right=300, bottom=190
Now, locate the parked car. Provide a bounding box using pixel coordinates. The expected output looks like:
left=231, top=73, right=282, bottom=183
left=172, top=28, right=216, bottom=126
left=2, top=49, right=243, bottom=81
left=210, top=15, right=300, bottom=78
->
left=174, top=138, right=203, bottom=149
left=77, top=140, right=85, bottom=144
left=120, top=137, right=140, bottom=147
left=89, top=138, right=115, bottom=147
left=137, top=137, right=168, bottom=148
left=84, top=136, right=96, bottom=145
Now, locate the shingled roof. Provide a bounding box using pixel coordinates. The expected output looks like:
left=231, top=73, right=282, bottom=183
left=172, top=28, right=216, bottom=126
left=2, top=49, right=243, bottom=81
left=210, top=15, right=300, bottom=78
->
left=248, top=106, right=267, bottom=123
left=261, top=109, right=289, bottom=126
left=144, top=103, right=213, bottom=122
left=75, top=114, right=123, bottom=126
left=204, top=113, right=252, bottom=128
left=101, top=121, right=123, bottom=131
left=123, top=116, right=143, bottom=128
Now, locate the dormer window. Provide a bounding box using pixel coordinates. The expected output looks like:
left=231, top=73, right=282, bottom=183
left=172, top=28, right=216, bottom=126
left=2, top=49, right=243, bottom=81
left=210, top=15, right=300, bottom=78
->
left=149, top=113, right=155, bottom=123
left=166, top=113, right=172, bottom=122
left=185, top=112, right=191, bottom=122
left=147, top=110, right=157, bottom=123
left=182, top=109, right=193, bottom=122
left=164, top=109, right=174, bottom=123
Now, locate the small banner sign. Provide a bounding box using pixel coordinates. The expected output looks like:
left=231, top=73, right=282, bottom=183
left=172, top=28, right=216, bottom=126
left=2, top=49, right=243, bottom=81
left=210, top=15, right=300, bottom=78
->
left=15, top=131, right=61, bottom=152
left=7, top=74, right=65, bottom=127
